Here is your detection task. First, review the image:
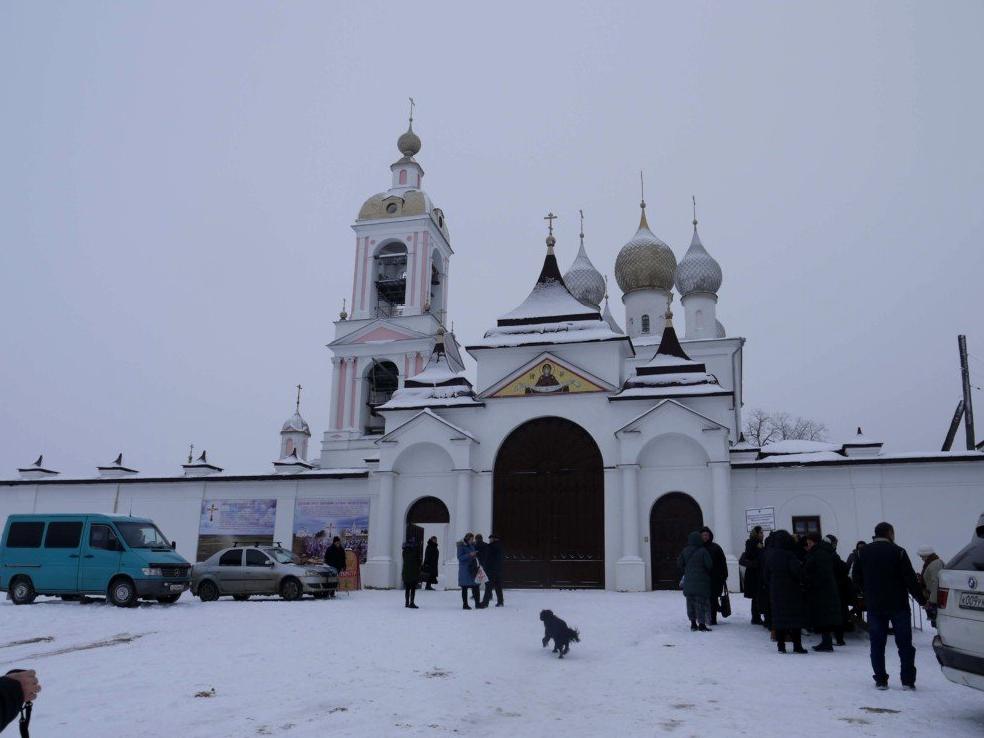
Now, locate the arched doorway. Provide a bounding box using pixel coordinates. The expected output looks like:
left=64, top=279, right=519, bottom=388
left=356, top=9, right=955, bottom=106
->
left=649, top=493, right=703, bottom=590
left=406, top=496, right=451, bottom=579
left=493, top=417, right=604, bottom=588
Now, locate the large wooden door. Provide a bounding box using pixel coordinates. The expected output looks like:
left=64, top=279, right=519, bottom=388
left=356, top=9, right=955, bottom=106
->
left=649, top=493, right=703, bottom=590
left=493, top=417, right=604, bottom=588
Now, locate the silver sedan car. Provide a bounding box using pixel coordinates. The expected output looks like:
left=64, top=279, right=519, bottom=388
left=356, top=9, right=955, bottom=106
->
left=192, top=544, right=338, bottom=601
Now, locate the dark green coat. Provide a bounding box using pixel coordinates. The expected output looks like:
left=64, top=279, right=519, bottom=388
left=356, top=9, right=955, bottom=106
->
left=402, top=545, right=421, bottom=587
left=678, top=531, right=713, bottom=598
left=804, top=540, right=842, bottom=629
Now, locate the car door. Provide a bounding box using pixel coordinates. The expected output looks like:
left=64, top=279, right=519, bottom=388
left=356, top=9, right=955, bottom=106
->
left=215, top=548, right=244, bottom=594
left=36, top=520, right=84, bottom=593
left=79, top=522, right=124, bottom=594
left=243, top=548, right=275, bottom=594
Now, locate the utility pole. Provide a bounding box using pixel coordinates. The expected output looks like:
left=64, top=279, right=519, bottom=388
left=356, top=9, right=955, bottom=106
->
left=942, top=399, right=964, bottom=452
left=958, top=335, right=976, bottom=450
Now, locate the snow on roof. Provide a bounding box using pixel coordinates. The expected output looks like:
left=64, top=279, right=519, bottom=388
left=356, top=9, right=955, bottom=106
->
left=378, top=385, right=482, bottom=410
left=730, top=435, right=760, bottom=451
left=611, top=384, right=730, bottom=399
left=496, top=278, right=599, bottom=324
left=759, top=440, right=843, bottom=455
left=759, top=451, right=846, bottom=463
left=470, top=320, right=622, bottom=349
left=844, top=428, right=882, bottom=446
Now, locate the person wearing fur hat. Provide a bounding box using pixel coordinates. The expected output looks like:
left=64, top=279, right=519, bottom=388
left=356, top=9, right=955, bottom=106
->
left=917, top=545, right=945, bottom=628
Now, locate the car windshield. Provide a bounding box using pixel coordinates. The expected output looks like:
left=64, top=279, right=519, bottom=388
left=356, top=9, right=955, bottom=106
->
left=267, top=548, right=296, bottom=564
left=116, top=522, right=171, bottom=550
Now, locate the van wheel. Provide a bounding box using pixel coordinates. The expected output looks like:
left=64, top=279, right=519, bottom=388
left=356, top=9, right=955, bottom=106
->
left=156, top=595, right=180, bottom=604
left=108, top=577, right=138, bottom=608
left=280, top=578, right=302, bottom=601
left=232, top=594, right=250, bottom=601
left=10, top=577, right=36, bottom=605
left=198, top=580, right=220, bottom=602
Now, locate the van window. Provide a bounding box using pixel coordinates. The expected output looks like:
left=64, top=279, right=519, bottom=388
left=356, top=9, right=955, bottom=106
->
left=6, top=522, right=44, bottom=548
left=90, top=524, right=121, bottom=551
left=219, top=549, right=243, bottom=567
left=245, top=549, right=269, bottom=566
left=44, top=522, right=83, bottom=549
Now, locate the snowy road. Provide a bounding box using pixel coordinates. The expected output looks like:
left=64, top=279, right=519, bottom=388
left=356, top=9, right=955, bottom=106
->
left=1, top=590, right=981, bottom=737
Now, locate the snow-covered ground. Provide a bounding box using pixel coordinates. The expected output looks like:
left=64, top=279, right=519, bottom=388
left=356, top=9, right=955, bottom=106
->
left=2, top=590, right=982, bottom=737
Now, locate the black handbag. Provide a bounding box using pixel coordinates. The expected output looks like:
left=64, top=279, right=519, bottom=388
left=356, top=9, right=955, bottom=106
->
left=719, top=592, right=732, bottom=618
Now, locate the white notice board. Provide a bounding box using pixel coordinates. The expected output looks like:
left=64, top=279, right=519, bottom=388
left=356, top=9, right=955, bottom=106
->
left=745, top=507, right=776, bottom=532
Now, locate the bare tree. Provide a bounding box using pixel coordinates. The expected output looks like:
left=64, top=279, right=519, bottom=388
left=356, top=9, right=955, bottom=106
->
left=742, top=409, right=828, bottom=446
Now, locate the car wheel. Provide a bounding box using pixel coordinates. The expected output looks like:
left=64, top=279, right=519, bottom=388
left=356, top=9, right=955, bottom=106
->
left=232, top=594, right=250, bottom=602
left=10, top=577, right=36, bottom=605
left=156, top=595, right=181, bottom=604
left=197, top=580, right=220, bottom=602
left=280, top=577, right=302, bottom=601
left=108, top=577, right=138, bottom=608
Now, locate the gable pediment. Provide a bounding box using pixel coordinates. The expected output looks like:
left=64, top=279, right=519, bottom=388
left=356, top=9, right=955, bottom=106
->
left=330, top=319, right=430, bottom=347
left=615, top=399, right=728, bottom=437
left=378, top=408, right=478, bottom=445
left=480, top=352, right=615, bottom=400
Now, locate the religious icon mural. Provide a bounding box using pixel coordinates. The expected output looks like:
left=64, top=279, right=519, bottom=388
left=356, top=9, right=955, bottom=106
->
left=292, top=498, right=370, bottom=568
left=490, top=359, right=606, bottom=398
left=196, top=498, right=277, bottom=561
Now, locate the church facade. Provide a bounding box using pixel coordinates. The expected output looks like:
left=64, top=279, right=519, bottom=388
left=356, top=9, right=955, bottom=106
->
left=3, top=119, right=982, bottom=592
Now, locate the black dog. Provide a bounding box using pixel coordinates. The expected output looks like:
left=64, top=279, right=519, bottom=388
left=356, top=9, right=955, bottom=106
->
left=539, top=609, right=580, bottom=658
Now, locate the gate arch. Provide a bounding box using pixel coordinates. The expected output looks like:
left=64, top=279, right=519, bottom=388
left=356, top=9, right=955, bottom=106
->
left=649, top=492, right=703, bottom=590
left=493, top=417, right=604, bottom=588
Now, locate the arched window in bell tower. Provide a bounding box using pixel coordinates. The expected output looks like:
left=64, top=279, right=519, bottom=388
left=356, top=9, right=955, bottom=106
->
left=641, top=314, right=651, bottom=334
left=374, top=242, right=408, bottom=317
left=364, top=360, right=399, bottom=435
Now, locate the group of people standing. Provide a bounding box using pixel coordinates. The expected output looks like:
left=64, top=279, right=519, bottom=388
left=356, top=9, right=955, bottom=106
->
left=741, top=520, right=939, bottom=690
left=456, top=533, right=505, bottom=609
left=677, top=527, right=729, bottom=631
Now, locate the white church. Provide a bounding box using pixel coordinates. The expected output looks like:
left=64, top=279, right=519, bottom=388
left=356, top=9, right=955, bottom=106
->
left=4, top=118, right=982, bottom=591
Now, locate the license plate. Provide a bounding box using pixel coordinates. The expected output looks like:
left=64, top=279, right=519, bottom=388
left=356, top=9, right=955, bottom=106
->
left=168, top=583, right=187, bottom=592
left=958, top=591, right=984, bottom=611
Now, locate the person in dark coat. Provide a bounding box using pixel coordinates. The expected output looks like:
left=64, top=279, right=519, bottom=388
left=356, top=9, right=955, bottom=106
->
left=853, top=522, right=926, bottom=689
left=678, top=531, right=714, bottom=631
left=804, top=532, right=842, bottom=651
left=826, top=534, right=853, bottom=643
left=402, top=541, right=421, bottom=608
left=480, top=534, right=505, bottom=607
left=741, top=526, right=765, bottom=625
left=0, top=669, right=39, bottom=733
left=759, top=532, right=777, bottom=629
left=764, top=530, right=808, bottom=653
left=845, top=540, right=865, bottom=577
left=324, top=536, right=347, bottom=573
left=456, top=533, right=480, bottom=610
left=421, top=536, right=440, bottom=590
left=700, top=527, right=729, bottom=625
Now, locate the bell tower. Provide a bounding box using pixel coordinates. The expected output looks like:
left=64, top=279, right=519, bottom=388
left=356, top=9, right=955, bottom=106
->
left=322, top=105, right=459, bottom=464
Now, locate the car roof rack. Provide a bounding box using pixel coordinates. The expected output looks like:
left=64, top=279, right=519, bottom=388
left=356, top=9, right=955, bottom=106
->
left=232, top=541, right=283, bottom=548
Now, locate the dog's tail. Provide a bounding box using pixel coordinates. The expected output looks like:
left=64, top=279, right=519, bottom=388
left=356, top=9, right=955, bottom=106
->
left=572, top=628, right=580, bottom=643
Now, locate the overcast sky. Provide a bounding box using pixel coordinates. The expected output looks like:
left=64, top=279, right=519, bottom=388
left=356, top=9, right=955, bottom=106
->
left=2, top=1, right=983, bottom=477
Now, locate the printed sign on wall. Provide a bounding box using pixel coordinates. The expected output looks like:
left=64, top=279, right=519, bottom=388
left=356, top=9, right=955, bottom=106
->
left=196, top=499, right=277, bottom=561
left=491, top=359, right=606, bottom=397
left=292, top=498, right=370, bottom=567
left=745, top=506, right=776, bottom=533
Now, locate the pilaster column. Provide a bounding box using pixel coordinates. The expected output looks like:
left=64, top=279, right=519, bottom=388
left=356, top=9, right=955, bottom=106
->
left=615, top=464, right=645, bottom=591
left=329, top=358, right=342, bottom=430
left=710, top=460, right=738, bottom=592
left=454, top=469, right=472, bottom=544
left=364, top=471, right=397, bottom=588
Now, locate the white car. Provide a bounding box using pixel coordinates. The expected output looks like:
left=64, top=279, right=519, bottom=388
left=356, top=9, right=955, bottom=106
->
left=933, top=512, right=984, bottom=692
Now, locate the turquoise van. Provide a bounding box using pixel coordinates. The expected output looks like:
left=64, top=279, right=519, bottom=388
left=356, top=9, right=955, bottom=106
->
left=1, top=514, right=191, bottom=607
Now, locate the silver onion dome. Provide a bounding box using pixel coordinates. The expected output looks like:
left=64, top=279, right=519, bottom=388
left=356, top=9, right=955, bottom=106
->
left=281, top=411, right=310, bottom=435
left=614, top=204, right=676, bottom=294
left=674, top=223, right=722, bottom=297
left=397, top=122, right=421, bottom=158
left=563, top=237, right=606, bottom=310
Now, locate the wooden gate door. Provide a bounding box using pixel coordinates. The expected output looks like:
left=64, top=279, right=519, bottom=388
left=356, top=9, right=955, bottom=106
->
left=493, top=417, right=604, bottom=588
left=649, top=493, right=703, bottom=590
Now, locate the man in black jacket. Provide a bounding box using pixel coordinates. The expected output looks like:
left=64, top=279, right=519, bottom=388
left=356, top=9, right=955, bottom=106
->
left=481, top=534, right=505, bottom=607
left=324, top=536, right=347, bottom=573
left=701, top=527, right=728, bottom=625
left=853, top=522, right=926, bottom=690
left=1, top=669, right=40, bottom=733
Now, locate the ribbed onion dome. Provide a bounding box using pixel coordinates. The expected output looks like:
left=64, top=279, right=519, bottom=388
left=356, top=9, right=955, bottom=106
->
left=614, top=204, right=677, bottom=294
left=397, top=121, right=421, bottom=158
left=602, top=297, right=624, bottom=335
left=674, top=222, right=722, bottom=297
left=563, top=235, right=606, bottom=310
left=281, top=412, right=310, bottom=435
